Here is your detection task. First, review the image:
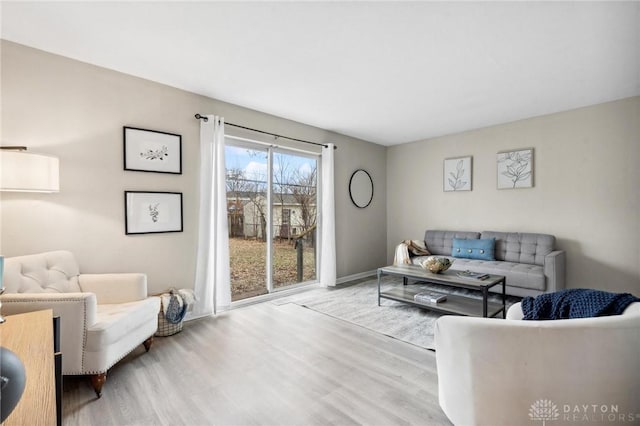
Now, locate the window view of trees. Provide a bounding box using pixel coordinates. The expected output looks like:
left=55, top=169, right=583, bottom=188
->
left=225, top=144, right=317, bottom=301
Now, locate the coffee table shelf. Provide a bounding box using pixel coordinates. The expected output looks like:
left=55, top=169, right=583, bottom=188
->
left=377, top=264, right=506, bottom=318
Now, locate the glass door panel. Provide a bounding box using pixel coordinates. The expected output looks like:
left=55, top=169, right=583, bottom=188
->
left=272, top=151, right=318, bottom=288
left=225, top=144, right=269, bottom=301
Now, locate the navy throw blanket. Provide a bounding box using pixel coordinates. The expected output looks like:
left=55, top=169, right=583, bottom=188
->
left=521, top=289, right=640, bottom=320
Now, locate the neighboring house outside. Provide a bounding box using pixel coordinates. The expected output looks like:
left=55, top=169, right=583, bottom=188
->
left=227, top=192, right=316, bottom=243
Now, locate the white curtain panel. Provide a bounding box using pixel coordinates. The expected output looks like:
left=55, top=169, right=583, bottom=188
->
left=320, top=143, right=337, bottom=287
left=190, top=115, right=231, bottom=318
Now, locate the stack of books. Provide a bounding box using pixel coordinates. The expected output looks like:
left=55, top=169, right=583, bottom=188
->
left=414, top=291, right=447, bottom=304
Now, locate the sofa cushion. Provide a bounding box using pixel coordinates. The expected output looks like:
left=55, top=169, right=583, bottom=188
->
left=83, top=297, right=160, bottom=374
left=85, top=298, right=160, bottom=351
left=482, top=231, right=555, bottom=266
left=452, top=238, right=495, bottom=261
left=425, top=230, right=480, bottom=256
left=450, top=258, right=546, bottom=291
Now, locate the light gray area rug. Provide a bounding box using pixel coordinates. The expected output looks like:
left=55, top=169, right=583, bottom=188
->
left=275, top=276, right=520, bottom=350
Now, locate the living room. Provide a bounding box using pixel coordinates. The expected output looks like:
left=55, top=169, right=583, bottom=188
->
left=1, top=2, right=639, bottom=425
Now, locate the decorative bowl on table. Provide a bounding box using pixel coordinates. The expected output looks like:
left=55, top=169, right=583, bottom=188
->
left=420, top=256, right=452, bottom=274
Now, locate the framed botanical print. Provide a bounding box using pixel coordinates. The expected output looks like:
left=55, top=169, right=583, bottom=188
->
left=497, top=148, right=533, bottom=189
left=123, top=127, right=182, bottom=174
left=443, top=156, right=472, bottom=192
left=125, top=191, right=183, bottom=234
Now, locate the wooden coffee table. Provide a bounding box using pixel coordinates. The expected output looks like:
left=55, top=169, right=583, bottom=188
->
left=377, top=264, right=506, bottom=318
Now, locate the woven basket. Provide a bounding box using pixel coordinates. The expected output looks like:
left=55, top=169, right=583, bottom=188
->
left=155, top=296, right=184, bottom=337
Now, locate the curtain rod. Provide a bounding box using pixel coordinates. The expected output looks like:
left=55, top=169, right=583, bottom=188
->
left=194, top=114, right=336, bottom=150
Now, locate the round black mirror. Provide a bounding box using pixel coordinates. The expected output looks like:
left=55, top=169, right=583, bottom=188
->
left=349, top=169, right=373, bottom=208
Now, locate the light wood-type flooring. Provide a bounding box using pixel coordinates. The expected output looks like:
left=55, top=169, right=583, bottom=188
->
left=62, top=300, right=452, bottom=426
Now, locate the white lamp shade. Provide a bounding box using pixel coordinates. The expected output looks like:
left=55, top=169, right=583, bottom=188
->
left=0, top=151, right=60, bottom=193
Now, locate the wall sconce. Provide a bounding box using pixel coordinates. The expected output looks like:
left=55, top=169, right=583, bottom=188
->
left=0, top=147, right=59, bottom=193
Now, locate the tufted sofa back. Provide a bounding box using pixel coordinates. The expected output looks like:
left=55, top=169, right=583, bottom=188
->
left=3, top=250, right=82, bottom=293
left=481, top=231, right=555, bottom=266
left=425, top=230, right=481, bottom=256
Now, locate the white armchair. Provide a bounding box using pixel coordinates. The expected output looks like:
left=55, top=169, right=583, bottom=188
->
left=434, top=302, right=640, bottom=426
left=1, top=250, right=160, bottom=397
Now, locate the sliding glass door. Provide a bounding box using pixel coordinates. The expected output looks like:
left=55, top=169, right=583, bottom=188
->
left=225, top=138, right=318, bottom=301
left=225, top=143, right=269, bottom=300
left=272, top=151, right=317, bottom=289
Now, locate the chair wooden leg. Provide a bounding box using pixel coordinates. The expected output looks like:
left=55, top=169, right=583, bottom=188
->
left=90, top=373, right=107, bottom=398
left=143, top=336, right=154, bottom=352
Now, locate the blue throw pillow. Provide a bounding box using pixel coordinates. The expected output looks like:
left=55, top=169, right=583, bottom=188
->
left=451, top=238, right=496, bottom=261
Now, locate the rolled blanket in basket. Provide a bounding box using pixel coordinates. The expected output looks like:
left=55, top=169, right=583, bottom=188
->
left=160, top=288, right=196, bottom=324
left=165, top=294, right=187, bottom=324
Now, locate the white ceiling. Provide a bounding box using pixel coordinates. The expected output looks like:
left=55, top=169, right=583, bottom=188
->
left=2, top=1, right=639, bottom=146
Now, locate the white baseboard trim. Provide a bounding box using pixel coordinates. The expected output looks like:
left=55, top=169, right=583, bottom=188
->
left=336, top=270, right=377, bottom=284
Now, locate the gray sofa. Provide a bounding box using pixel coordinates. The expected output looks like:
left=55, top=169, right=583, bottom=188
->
left=403, top=230, right=566, bottom=297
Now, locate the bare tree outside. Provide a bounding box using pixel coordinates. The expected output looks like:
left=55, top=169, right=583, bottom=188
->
left=273, top=153, right=293, bottom=241
left=291, top=165, right=317, bottom=238
left=226, top=168, right=249, bottom=238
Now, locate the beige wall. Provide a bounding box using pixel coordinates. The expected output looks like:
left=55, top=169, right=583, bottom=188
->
left=0, top=41, right=387, bottom=294
left=387, top=96, right=640, bottom=293
left=5, top=40, right=637, bottom=296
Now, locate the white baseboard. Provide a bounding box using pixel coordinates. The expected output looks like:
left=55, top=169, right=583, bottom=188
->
left=337, top=269, right=377, bottom=284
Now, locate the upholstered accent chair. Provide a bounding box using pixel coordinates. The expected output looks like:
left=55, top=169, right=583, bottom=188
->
left=434, top=302, right=640, bottom=426
left=1, top=250, right=160, bottom=397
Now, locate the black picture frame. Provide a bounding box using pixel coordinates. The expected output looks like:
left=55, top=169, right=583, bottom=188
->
left=124, top=191, right=183, bottom=235
left=123, top=127, right=182, bottom=174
